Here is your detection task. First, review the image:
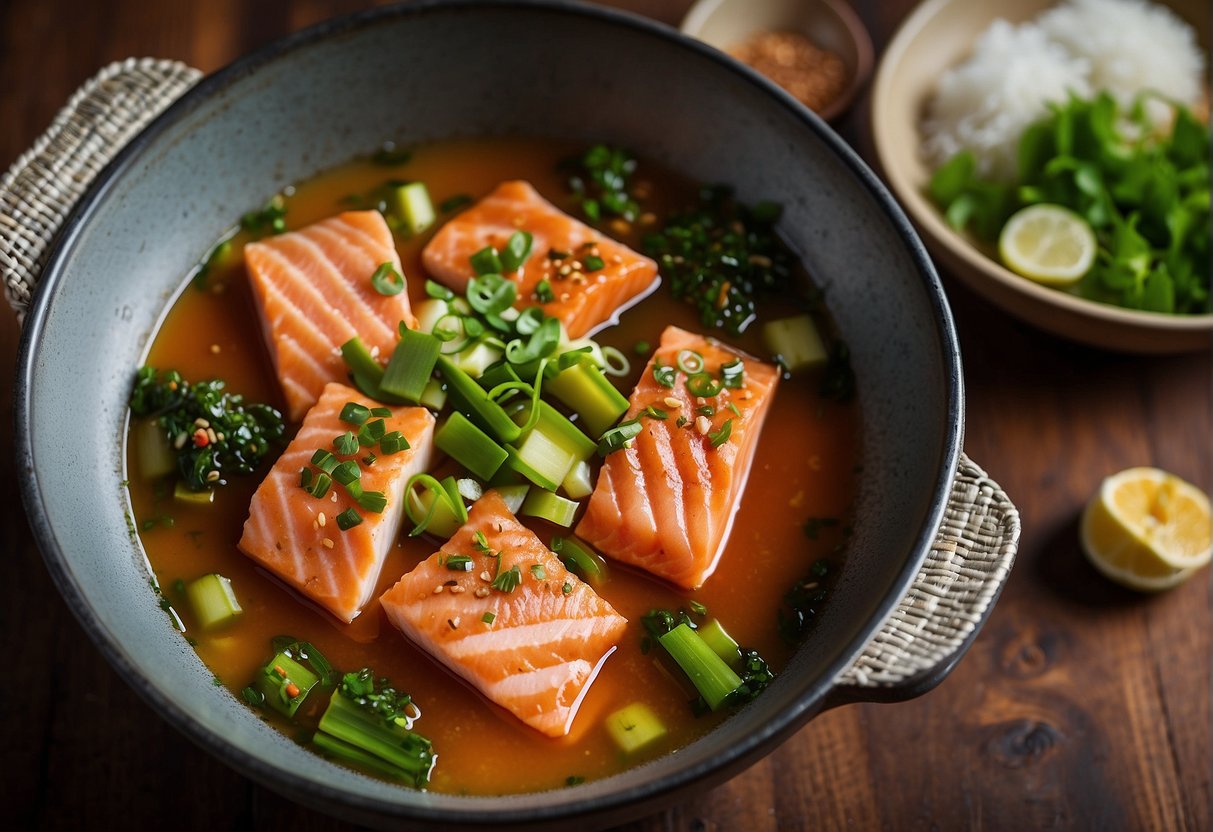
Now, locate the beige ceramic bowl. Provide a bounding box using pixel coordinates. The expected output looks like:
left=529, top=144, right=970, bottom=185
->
left=681, top=0, right=874, bottom=122
left=872, top=0, right=1212, bottom=353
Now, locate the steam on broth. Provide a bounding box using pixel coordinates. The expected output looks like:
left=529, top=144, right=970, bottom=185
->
left=126, top=137, right=858, bottom=795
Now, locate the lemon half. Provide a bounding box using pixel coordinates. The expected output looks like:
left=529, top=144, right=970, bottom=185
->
left=1080, top=467, right=1212, bottom=592
left=998, top=204, right=1097, bottom=286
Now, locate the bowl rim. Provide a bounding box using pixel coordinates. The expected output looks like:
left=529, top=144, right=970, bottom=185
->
left=15, top=0, right=963, bottom=823
left=871, top=0, right=1213, bottom=336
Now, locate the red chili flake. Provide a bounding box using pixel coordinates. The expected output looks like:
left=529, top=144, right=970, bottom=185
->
left=193, top=428, right=210, bottom=448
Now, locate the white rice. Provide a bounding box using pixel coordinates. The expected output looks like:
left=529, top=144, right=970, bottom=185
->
left=921, top=0, right=1206, bottom=182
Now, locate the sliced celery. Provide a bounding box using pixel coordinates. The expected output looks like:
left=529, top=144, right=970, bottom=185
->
left=545, top=362, right=629, bottom=438
left=493, top=483, right=530, bottom=514
left=507, top=400, right=596, bottom=488
left=418, top=377, right=447, bottom=411
left=762, top=314, right=828, bottom=372
left=174, top=480, right=215, bottom=505
left=605, top=703, right=667, bottom=755
left=391, top=181, right=436, bottom=236
left=561, top=459, right=594, bottom=499
left=437, top=355, right=522, bottom=443
left=185, top=573, right=241, bottom=629
left=455, top=339, right=504, bottom=378
left=516, top=401, right=596, bottom=460
left=521, top=489, right=579, bottom=527
left=133, top=419, right=175, bottom=480
left=658, top=624, right=742, bottom=711
left=255, top=650, right=319, bottom=718
left=317, top=690, right=435, bottom=787
left=381, top=329, right=440, bottom=403
left=504, top=446, right=562, bottom=491
left=697, top=619, right=741, bottom=668
left=436, top=412, right=508, bottom=480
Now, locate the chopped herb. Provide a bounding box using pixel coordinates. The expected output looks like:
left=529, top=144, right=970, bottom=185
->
left=690, top=600, right=708, bottom=616
left=240, top=194, right=288, bottom=236
left=491, top=565, right=522, bottom=593
left=548, top=248, right=570, bottom=261
left=676, top=416, right=688, bottom=428
left=361, top=453, right=377, bottom=467
left=439, top=193, right=473, bottom=213
left=334, top=431, right=359, bottom=456
left=530, top=564, right=547, bottom=580
left=727, top=402, right=742, bottom=417
left=336, top=508, right=363, bottom=530
left=634, top=340, right=651, bottom=354
left=675, top=349, right=705, bottom=374
left=562, top=144, right=641, bottom=223
left=472, top=531, right=492, bottom=554
left=241, top=686, right=266, bottom=707
left=642, top=405, right=669, bottom=420
left=779, top=558, right=834, bottom=643
left=311, top=449, right=339, bottom=473
left=424, top=279, right=454, bottom=301
left=695, top=406, right=715, bottom=417
left=583, top=255, right=606, bottom=272
left=470, top=246, right=504, bottom=276
left=332, top=460, right=361, bottom=486
left=565, top=775, right=585, bottom=787
left=370, top=262, right=405, bottom=296
left=482, top=612, right=496, bottom=624
left=445, top=555, right=473, bottom=571
left=720, top=360, right=745, bottom=389
left=358, top=418, right=387, bottom=446
left=597, top=419, right=643, bottom=456
left=305, top=472, right=332, bottom=499
left=652, top=360, right=677, bottom=388
left=562, top=582, right=573, bottom=595
left=535, top=278, right=555, bottom=303
left=369, top=406, right=393, bottom=418
left=500, top=230, right=534, bottom=272
left=708, top=419, right=733, bottom=448
left=340, top=402, right=371, bottom=425
left=338, top=667, right=416, bottom=725
left=357, top=490, right=388, bottom=513
left=379, top=431, right=408, bottom=455
left=686, top=373, right=723, bottom=398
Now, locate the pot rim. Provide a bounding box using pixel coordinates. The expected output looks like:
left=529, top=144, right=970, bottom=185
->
left=15, top=0, right=963, bottom=824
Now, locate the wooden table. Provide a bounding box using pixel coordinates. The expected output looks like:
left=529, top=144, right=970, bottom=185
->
left=3, top=1, right=1208, bottom=829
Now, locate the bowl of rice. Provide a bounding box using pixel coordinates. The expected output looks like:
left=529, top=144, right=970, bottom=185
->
left=871, top=0, right=1211, bottom=352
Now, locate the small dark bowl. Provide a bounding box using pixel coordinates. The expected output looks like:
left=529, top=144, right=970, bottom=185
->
left=16, top=2, right=961, bottom=828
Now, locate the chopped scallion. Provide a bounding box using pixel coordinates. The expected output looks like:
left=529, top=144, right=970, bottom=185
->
left=470, top=246, right=504, bottom=276
left=499, top=230, right=534, bottom=272
left=371, top=262, right=405, bottom=296
left=708, top=419, right=733, bottom=448
left=334, top=431, right=359, bottom=456
left=381, top=329, right=441, bottom=403
left=340, top=402, right=372, bottom=425
left=336, top=508, right=363, bottom=530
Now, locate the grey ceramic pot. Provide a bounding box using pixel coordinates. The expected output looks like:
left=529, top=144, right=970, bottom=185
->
left=15, top=2, right=968, bottom=829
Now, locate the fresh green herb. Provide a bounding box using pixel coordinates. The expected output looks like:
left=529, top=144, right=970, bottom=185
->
left=690, top=600, right=708, bottom=616
left=332, top=460, right=361, bottom=486
left=727, top=402, right=742, bottom=417
left=720, top=360, right=745, bottom=389
left=548, top=249, right=570, bottom=261
left=675, top=349, right=705, bottom=374
left=472, top=531, right=492, bottom=554
left=500, top=231, right=534, bottom=272
left=686, top=373, right=723, bottom=398
left=467, top=273, right=518, bottom=316
left=562, top=582, right=573, bottom=595
left=240, top=194, right=288, bottom=236
left=634, top=340, right=651, bottom=355
left=192, top=238, right=233, bottom=290
left=445, top=554, right=473, bottom=571
left=336, top=508, right=363, bottom=530
left=357, top=490, right=388, bottom=513
left=708, top=419, right=733, bottom=448
left=241, top=686, right=266, bottom=707
left=530, top=564, right=547, bottom=580
left=482, top=612, right=496, bottom=624
left=597, top=419, right=643, bottom=456
left=779, top=558, right=834, bottom=643
left=928, top=92, right=1210, bottom=314
left=642, top=405, right=669, bottom=420
left=566, top=775, right=585, bottom=787
left=652, top=360, right=677, bottom=388
left=304, top=471, right=332, bottom=499
left=361, top=453, right=377, bottom=467
left=334, top=431, right=359, bottom=456
left=562, top=144, right=642, bottom=223
left=370, top=262, right=405, bottom=296
left=695, top=406, right=715, bottom=417
left=340, top=402, right=371, bottom=425
left=491, top=565, right=522, bottom=593
left=379, top=431, right=409, bottom=455
left=370, top=406, right=392, bottom=418
left=129, top=367, right=286, bottom=492
left=440, top=193, right=473, bottom=213
left=675, top=415, right=688, bottom=428
left=424, top=279, right=454, bottom=301
left=535, top=278, right=555, bottom=303
left=643, top=185, right=795, bottom=334
left=470, top=246, right=504, bottom=276
left=311, top=449, right=339, bottom=473
left=583, top=255, right=606, bottom=272
left=358, top=418, right=387, bottom=446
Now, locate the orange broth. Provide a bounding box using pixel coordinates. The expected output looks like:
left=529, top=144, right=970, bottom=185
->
left=126, top=137, right=859, bottom=795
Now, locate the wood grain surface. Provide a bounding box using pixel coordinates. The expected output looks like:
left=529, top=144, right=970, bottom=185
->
left=2, top=1, right=1209, bottom=830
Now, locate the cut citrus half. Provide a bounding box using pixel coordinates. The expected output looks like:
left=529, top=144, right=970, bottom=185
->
left=998, top=204, right=1096, bottom=286
left=1080, top=467, right=1212, bottom=592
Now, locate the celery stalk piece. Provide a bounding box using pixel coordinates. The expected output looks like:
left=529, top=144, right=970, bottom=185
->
left=544, top=362, right=629, bottom=438
left=493, top=483, right=530, bottom=514
left=174, top=480, right=215, bottom=505
left=503, top=445, right=563, bottom=491
left=436, top=412, right=508, bottom=480
left=697, top=618, right=741, bottom=668
left=658, top=623, right=742, bottom=711
left=561, top=459, right=594, bottom=499
left=133, top=418, right=176, bottom=480
left=391, top=181, right=436, bottom=236
left=520, top=489, right=579, bottom=527
left=418, top=377, right=447, bottom=411
left=761, top=314, right=828, bottom=372
left=255, top=651, right=319, bottom=718
left=317, top=690, right=435, bottom=787
left=437, top=355, right=522, bottom=443
left=185, top=573, right=241, bottom=629
left=313, top=730, right=413, bottom=781
left=605, top=702, right=668, bottom=755
left=514, top=401, right=597, bottom=460
left=380, top=329, right=441, bottom=403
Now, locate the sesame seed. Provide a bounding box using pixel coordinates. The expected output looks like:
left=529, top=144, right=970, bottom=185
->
left=312, top=519, right=319, bottom=531
left=611, top=255, right=623, bottom=264
left=570, top=260, right=583, bottom=270
left=194, top=418, right=210, bottom=428
left=480, top=571, right=492, bottom=582
left=696, top=397, right=706, bottom=406
left=173, top=432, right=187, bottom=450
left=664, top=397, right=682, bottom=409
left=474, top=587, right=491, bottom=598
left=207, top=428, right=218, bottom=445
left=696, top=416, right=712, bottom=434
left=215, top=432, right=225, bottom=442
left=206, top=470, right=221, bottom=482
left=209, top=344, right=221, bottom=354
left=450, top=585, right=466, bottom=594
left=322, top=537, right=334, bottom=549
left=433, top=585, right=445, bottom=594
left=318, top=512, right=327, bottom=527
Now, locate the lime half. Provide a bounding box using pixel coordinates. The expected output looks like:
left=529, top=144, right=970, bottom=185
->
left=998, top=204, right=1096, bottom=286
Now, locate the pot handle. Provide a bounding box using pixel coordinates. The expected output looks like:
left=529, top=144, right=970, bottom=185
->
left=1, top=62, right=1021, bottom=699
left=827, top=453, right=1020, bottom=705
left=1, top=58, right=201, bottom=323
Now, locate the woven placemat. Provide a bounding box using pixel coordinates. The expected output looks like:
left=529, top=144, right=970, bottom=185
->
left=0, top=59, right=1020, bottom=693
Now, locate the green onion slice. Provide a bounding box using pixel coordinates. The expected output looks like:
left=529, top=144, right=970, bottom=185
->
left=371, top=262, right=405, bottom=296
left=336, top=508, right=363, bottom=530
left=499, top=231, right=534, bottom=272
left=470, top=247, right=504, bottom=277
left=598, top=419, right=642, bottom=456
left=424, top=279, right=454, bottom=301
left=653, top=360, right=677, bottom=388
left=467, top=273, right=517, bottom=316
left=708, top=418, right=733, bottom=448
left=311, top=449, right=339, bottom=474
left=339, top=402, right=371, bottom=425
left=334, top=431, right=359, bottom=456
left=720, top=360, right=745, bottom=389
left=676, top=350, right=704, bottom=374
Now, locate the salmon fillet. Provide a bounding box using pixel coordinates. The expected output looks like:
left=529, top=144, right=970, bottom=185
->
left=380, top=491, right=627, bottom=738
left=244, top=211, right=417, bottom=422
left=239, top=382, right=435, bottom=623
left=576, top=326, right=779, bottom=590
left=421, top=180, right=658, bottom=339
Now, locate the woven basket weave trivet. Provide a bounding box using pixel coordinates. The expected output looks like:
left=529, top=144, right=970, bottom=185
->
left=0, top=59, right=1020, bottom=692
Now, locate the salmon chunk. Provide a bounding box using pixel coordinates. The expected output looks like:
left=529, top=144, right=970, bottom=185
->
left=576, top=326, right=779, bottom=590
left=380, top=491, right=627, bottom=738
left=244, top=211, right=417, bottom=421
left=239, top=382, right=434, bottom=622
left=421, top=180, right=658, bottom=339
